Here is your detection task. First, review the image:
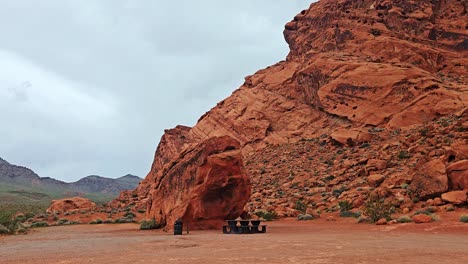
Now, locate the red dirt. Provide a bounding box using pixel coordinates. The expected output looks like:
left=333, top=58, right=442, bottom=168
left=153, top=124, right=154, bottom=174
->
left=1, top=219, right=467, bottom=264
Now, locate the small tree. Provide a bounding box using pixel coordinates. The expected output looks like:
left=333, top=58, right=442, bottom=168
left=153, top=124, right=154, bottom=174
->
left=363, top=195, right=395, bottom=223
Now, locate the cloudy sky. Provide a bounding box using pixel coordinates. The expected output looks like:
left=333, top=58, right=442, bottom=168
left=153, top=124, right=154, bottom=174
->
left=0, top=0, right=313, bottom=182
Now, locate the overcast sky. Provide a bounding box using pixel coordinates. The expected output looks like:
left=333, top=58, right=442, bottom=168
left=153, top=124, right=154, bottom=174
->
left=0, top=0, right=313, bottom=182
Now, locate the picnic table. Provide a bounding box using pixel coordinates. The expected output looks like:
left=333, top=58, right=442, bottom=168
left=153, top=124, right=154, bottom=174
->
left=222, top=219, right=267, bottom=234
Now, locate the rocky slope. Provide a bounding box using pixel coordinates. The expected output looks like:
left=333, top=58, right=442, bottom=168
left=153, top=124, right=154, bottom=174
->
left=0, top=158, right=142, bottom=203
left=115, top=0, right=467, bottom=228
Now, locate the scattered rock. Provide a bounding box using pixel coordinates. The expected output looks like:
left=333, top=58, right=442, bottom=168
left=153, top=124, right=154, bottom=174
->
left=331, top=129, right=372, bottom=146
left=412, top=214, right=433, bottom=224
left=433, top=197, right=444, bottom=206
left=366, top=159, right=388, bottom=171
left=376, top=218, right=387, bottom=225
left=297, top=214, right=314, bottom=221
left=367, top=174, right=386, bottom=187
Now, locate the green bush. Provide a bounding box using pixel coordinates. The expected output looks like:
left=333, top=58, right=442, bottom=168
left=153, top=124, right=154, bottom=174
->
left=255, top=211, right=278, bottom=221
left=56, top=218, right=69, bottom=225
left=124, top=212, right=136, bottom=218
left=338, top=200, right=353, bottom=212
left=140, top=218, right=161, bottom=230
left=446, top=206, right=455, bottom=212
left=295, top=200, right=307, bottom=213
left=413, top=210, right=432, bottom=216
left=30, top=221, right=49, bottom=228
left=363, top=195, right=395, bottom=223
left=89, top=219, right=103, bottom=225
left=339, top=211, right=360, bottom=218
left=397, top=216, right=412, bottom=223
left=0, top=224, right=10, bottom=234
left=398, top=151, right=411, bottom=159
left=460, top=215, right=468, bottom=223
left=114, top=216, right=135, bottom=224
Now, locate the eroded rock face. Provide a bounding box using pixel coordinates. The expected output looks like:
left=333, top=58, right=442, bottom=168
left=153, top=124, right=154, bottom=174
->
left=46, top=197, right=96, bottom=213
left=146, top=136, right=250, bottom=230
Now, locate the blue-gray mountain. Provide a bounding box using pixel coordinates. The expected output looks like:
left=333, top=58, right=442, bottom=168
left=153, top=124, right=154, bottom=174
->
left=0, top=157, right=141, bottom=204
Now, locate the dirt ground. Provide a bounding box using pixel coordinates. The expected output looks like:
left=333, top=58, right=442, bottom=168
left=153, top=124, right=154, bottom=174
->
left=1, top=218, right=467, bottom=264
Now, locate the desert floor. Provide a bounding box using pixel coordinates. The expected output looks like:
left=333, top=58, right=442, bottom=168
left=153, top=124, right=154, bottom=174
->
left=1, top=218, right=467, bottom=264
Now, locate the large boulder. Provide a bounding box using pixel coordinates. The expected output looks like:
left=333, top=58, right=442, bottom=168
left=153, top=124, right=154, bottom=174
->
left=330, top=128, right=372, bottom=146
left=447, top=160, right=468, bottom=190
left=441, top=191, right=467, bottom=205
left=146, top=136, right=250, bottom=230
left=46, top=197, right=96, bottom=213
left=410, top=159, right=448, bottom=200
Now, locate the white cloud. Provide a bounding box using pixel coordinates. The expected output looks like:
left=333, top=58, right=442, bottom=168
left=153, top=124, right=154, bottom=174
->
left=0, top=0, right=313, bottom=181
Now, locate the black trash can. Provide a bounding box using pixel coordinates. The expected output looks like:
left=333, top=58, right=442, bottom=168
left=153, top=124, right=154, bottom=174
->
left=174, top=219, right=183, bottom=235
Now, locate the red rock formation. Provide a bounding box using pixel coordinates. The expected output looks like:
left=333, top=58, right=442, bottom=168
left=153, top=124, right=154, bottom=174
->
left=145, top=136, right=250, bottom=229
left=47, top=197, right=96, bottom=213
left=447, top=160, right=468, bottom=190
left=112, top=0, right=467, bottom=224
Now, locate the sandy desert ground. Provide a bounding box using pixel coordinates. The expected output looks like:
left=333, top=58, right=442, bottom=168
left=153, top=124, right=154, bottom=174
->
left=1, top=218, right=467, bottom=264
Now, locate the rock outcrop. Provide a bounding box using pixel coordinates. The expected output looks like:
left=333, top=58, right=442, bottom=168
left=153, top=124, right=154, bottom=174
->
left=146, top=136, right=250, bottom=229
left=447, top=160, right=468, bottom=190
left=46, top=197, right=96, bottom=213
left=113, top=0, right=467, bottom=225
left=410, top=159, right=448, bottom=200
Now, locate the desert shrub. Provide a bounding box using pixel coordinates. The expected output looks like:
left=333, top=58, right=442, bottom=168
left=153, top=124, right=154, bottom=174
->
left=332, top=187, right=347, bottom=198
left=363, top=195, right=395, bottom=223
left=339, top=211, right=360, bottom=218
left=0, top=211, right=23, bottom=234
left=0, top=211, right=14, bottom=227
left=56, top=218, right=69, bottom=225
left=419, top=127, right=429, bottom=137
left=446, top=206, right=455, bottom=212
left=397, top=216, right=412, bottom=223
left=338, top=200, right=353, bottom=212
left=89, top=219, right=103, bottom=225
left=460, top=215, right=468, bottom=223
left=357, top=216, right=371, bottom=224
left=0, top=224, right=10, bottom=234
left=295, top=200, right=307, bottom=213
left=255, top=211, right=278, bottom=221
left=398, top=151, right=411, bottom=159
left=413, top=210, right=432, bottom=216
left=114, top=216, right=135, bottom=224
left=140, top=218, right=161, bottom=230
left=137, top=209, right=146, bottom=214
left=124, top=212, right=136, bottom=218
left=30, top=221, right=49, bottom=228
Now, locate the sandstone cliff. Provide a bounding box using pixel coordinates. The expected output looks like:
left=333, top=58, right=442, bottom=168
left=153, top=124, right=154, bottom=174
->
left=114, top=0, right=467, bottom=228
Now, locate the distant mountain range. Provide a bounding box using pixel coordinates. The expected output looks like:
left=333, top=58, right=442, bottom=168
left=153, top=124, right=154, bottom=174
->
left=0, top=157, right=142, bottom=205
